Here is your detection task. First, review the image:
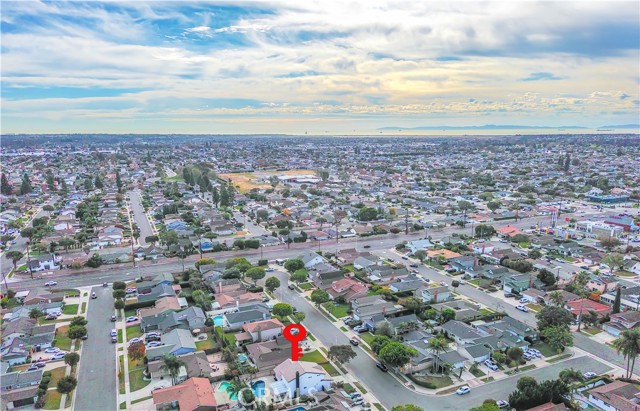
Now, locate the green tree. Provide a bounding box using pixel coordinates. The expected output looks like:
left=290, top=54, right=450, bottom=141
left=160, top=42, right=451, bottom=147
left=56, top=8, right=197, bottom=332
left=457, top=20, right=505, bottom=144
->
left=284, top=258, right=305, bottom=273
left=537, top=269, right=556, bottom=286
left=558, top=368, right=584, bottom=384
left=56, top=376, right=77, bottom=394
left=58, top=237, right=76, bottom=253
left=293, top=312, right=305, bottom=324
left=470, top=401, right=500, bottom=411
left=603, top=253, right=625, bottom=271
left=379, top=341, right=418, bottom=369
left=528, top=249, right=542, bottom=259
left=191, top=290, right=212, bottom=310
left=160, top=354, right=186, bottom=385
left=475, top=224, right=496, bottom=238
left=160, top=230, right=179, bottom=246
left=536, top=305, right=573, bottom=331
left=370, top=335, right=391, bottom=354
left=114, top=299, right=125, bottom=310
left=29, top=308, right=44, bottom=319
left=612, top=286, right=622, bottom=314
left=612, top=328, right=640, bottom=379
left=112, top=289, right=126, bottom=299
left=94, top=175, right=104, bottom=189
left=597, top=235, right=621, bottom=252
left=357, top=207, right=378, bottom=221
left=0, top=173, right=12, bottom=195
left=245, top=267, right=266, bottom=285
left=413, top=250, right=427, bottom=263
left=272, top=303, right=293, bottom=318
left=547, top=291, right=565, bottom=307
left=20, top=173, right=33, bottom=195
left=375, top=320, right=395, bottom=337
left=440, top=308, right=456, bottom=324
left=327, top=345, right=357, bottom=364
left=67, top=325, right=88, bottom=340
left=310, top=289, right=330, bottom=306
left=290, top=269, right=308, bottom=284
left=6, top=251, right=24, bottom=272
left=70, top=316, right=87, bottom=327
left=265, top=276, right=281, bottom=293
left=195, top=258, right=216, bottom=268
left=145, top=235, right=159, bottom=245
left=428, top=336, right=449, bottom=373
left=487, top=201, right=501, bottom=212
left=541, top=325, right=573, bottom=353
left=85, top=253, right=103, bottom=268
left=64, top=352, right=80, bottom=369
left=112, top=281, right=126, bottom=290
left=507, top=347, right=524, bottom=371
left=128, top=342, right=146, bottom=361
left=403, top=296, right=423, bottom=314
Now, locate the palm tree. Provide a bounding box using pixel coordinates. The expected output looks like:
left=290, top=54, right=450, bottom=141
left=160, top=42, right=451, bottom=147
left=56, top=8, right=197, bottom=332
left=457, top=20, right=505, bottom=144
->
left=225, top=378, right=245, bottom=399
left=160, top=354, right=185, bottom=385
left=613, top=329, right=640, bottom=379
left=548, top=291, right=565, bottom=307
left=428, top=336, right=449, bottom=373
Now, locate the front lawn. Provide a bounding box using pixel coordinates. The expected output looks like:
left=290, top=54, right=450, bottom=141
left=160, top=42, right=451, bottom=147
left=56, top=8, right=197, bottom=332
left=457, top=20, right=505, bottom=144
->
left=54, top=326, right=72, bottom=351
left=360, top=332, right=376, bottom=347
left=614, top=270, right=636, bottom=277
left=299, top=283, right=313, bottom=290
left=470, top=367, right=486, bottom=378
left=300, top=350, right=327, bottom=363
left=62, top=304, right=78, bottom=315
left=532, top=341, right=560, bottom=357
left=526, top=303, right=543, bottom=313
left=49, top=366, right=67, bottom=387
left=407, top=374, right=453, bottom=389
left=126, top=326, right=143, bottom=341
left=323, top=302, right=349, bottom=318
left=129, top=368, right=150, bottom=392
left=43, top=391, right=62, bottom=410
left=479, top=308, right=494, bottom=315
left=583, top=328, right=602, bottom=336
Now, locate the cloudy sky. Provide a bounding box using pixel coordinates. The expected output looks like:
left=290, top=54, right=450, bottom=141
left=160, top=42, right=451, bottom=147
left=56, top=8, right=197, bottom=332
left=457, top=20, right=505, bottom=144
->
left=2, top=1, right=639, bottom=134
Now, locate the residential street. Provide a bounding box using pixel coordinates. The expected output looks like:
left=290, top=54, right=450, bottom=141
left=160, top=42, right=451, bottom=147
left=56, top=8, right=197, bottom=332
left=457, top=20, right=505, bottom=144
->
left=269, top=269, right=615, bottom=409
left=75, top=286, right=117, bottom=411
left=127, top=189, right=155, bottom=246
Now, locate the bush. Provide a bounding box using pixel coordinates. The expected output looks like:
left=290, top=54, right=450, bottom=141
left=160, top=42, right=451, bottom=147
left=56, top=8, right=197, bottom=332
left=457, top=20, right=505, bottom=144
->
left=123, top=300, right=155, bottom=310
left=258, top=259, right=268, bottom=266
left=247, top=285, right=263, bottom=293
left=406, top=373, right=436, bottom=389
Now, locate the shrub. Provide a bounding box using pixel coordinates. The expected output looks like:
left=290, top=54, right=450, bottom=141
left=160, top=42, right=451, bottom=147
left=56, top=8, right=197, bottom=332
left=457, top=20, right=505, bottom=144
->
left=258, top=259, right=268, bottom=266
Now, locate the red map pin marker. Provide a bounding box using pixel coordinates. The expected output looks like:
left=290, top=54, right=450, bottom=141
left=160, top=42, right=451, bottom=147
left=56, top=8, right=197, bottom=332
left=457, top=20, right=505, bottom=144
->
left=283, top=324, right=307, bottom=361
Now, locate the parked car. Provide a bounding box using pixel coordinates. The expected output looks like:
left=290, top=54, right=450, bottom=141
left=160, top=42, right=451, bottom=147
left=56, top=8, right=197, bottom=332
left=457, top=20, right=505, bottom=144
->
left=102, top=282, right=108, bottom=287
left=516, top=305, right=529, bottom=312
left=523, top=351, right=534, bottom=360
left=580, top=265, right=589, bottom=270
left=456, top=386, right=471, bottom=395
left=146, top=341, right=162, bottom=348
left=349, top=337, right=360, bottom=346
left=34, top=362, right=46, bottom=368
left=45, top=314, right=57, bottom=320
left=484, top=360, right=498, bottom=371
left=91, top=292, right=97, bottom=299
left=129, top=337, right=143, bottom=345
left=363, top=245, right=371, bottom=249
left=81, top=333, right=88, bottom=340
left=376, top=362, right=388, bottom=372
left=496, top=400, right=510, bottom=408
left=409, top=264, right=418, bottom=268
left=288, top=284, right=295, bottom=290
left=342, top=317, right=353, bottom=324
left=27, top=366, right=39, bottom=371
left=583, top=372, right=597, bottom=379
left=51, top=352, right=67, bottom=360
left=44, top=347, right=61, bottom=354
left=125, top=288, right=137, bottom=294
left=528, top=348, right=541, bottom=357
left=401, top=256, right=408, bottom=260
left=44, top=281, right=58, bottom=287
left=519, top=298, right=529, bottom=304
left=126, top=316, right=138, bottom=323
left=111, top=336, right=117, bottom=343
left=111, top=315, right=117, bottom=322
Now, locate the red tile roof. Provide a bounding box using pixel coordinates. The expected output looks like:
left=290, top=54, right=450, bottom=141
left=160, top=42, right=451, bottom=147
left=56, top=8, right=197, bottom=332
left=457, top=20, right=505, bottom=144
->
left=152, top=377, right=217, bottom=410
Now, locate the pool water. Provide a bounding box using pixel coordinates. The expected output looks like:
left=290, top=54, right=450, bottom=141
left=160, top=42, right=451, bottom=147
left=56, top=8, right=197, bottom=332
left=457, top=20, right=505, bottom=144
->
left=289, top=407, right=306, bottom=411
left=238, top=354, right=248, bottom=362
left=218, top=381, right=237, bottom=400
left=252, top=380, right=266, bottom=398
left=213, top=315, right=224, bottom=327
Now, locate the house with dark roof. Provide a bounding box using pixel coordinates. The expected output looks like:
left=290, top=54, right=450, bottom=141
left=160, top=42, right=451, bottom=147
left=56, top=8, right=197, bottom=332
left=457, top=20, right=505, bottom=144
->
left=245, top=336, right=291, bottom=370
left=140, top=306, right=206, bottom=333
left=587, top=380, right=640, bottom=411
left=137, top=283, right=177, bottom=303
left=416, top=285, right=451, bottom=304
left=145, top=329, right=197, bottom=361
left=604, top=311, right=640, bottom=337
left=147, top=351, right=213, bottom=382
left=0, top=369, right=43, bottom=409
left=440, top=320, right=486, bottom=345
left=224, top=302, right=271, bottom=331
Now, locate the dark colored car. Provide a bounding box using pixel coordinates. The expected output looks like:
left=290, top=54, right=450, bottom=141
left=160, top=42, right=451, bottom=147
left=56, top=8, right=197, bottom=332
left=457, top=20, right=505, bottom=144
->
left=363, top=245, right=371, bottom=249
left=288, top=284, right=295, bottom=290
left=504, top=292, right=515, bottom=298
left=376, top=362, right=388, bottom=372
left=81, top=334, right=88, bottom=340
left=349, top=338, right=360, bottom=346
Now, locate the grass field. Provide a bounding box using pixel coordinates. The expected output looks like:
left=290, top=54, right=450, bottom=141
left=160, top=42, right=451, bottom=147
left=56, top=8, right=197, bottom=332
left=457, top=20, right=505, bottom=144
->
left=126, top=326, right=143, bottom=341
left=62, top=304, right=78, bottom=315
left=299, top=282, right=314, bottom=290
left=323, top=302, right=349, bottom=318
left=195, top=337, right=217, bottom=351
left=583, top=328, right=602, bottom=336
left=220, top=169, right=316, bottom=192
left=54, top=326, right=72, bottom=351
left=129, top=368, right=150, bottom=392
left=43, top=390, right=62, bottom=410
left=533, top=341, right=561, bottom=357
left=300, top=350, right=340, bottom=376
left=49, top=366, right=67, bottom=387
left=80, top=302, right=87, bottom=314
left=360, top=332, right=376, bottom=347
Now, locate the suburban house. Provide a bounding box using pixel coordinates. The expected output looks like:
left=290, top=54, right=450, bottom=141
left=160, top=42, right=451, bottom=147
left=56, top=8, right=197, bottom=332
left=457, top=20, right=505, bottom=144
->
left=297, top=250, right=326, bottom=269
left=440, top=320, right=486, bottom=345
left=224, top=302, right=271, bottom=331
left=541, top=290, right=580, bottom=306
left=351, top=296, right=402, bottom=322
left=502, top=274, right=534, bottom=293
left=587, top=380, right=640, bottom=411
left=478, top=317, right=538, bottom=341
left=520, top=288, right=546, bottom=303
left=566, top=299, right=610, bottom=320
left=406, top=239, right=434, bottom=254
left=600, top=286, right=640, bottom=312
left=140, top=306, right=206, bottom=333
left=416, top=285, right=451, bottom=304
left=136, top=273, right=175, bottom=293
left=366, top=266, right=410, bottom=284
left=147, top=351, right=213, bottom=382
left=390, top=279, right=424, bottom=294
left=435, top=350, right=468, bottom=370
left=137, top=284, right=177, bottom=304
left=326, top=278, right=369, bottom=302
left=527, top=403, right=568, bottom=411
left=0, top=369, right=44, bottom=409
left=27, top=254, right=60, bottom=272
left=270, top=359, right=332, bottom=399
left=353, top=254, right=383, bottom=270
left=1, top=319, right=55, bottom=365
left=7, top=302, right=63, bottom=320
left=152, top=377, right=218, bottom=411
left=604, top=311, right=640, bottom=337
left=137, top=296, right=183, bottom=318
left=240, top=319, right=285, bottom=343
left=245, top=336, right=291, bottom=370
left=310, top=267, right=346, bottom=289
left=586, top=274, right=619, bottom=294
left=145, top=329, right=197, bottom=361
left=431, top=300, right=481, bottom=322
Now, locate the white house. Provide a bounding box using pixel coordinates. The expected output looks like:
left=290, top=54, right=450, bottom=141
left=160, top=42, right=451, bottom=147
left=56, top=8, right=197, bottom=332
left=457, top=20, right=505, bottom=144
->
left=406, top=239, right=434, bottom=255
left=271, top=359, right=332, bottom=398
left=27, top=254, right=59, bottom=272
left=297, top=250, right=326, bottom=269
left=241, top=319, right=284, bottom=342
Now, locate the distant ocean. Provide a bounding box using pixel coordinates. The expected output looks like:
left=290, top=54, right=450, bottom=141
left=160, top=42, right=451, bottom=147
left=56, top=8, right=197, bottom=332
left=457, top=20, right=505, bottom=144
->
left=373, top=128, right=639, bottom=136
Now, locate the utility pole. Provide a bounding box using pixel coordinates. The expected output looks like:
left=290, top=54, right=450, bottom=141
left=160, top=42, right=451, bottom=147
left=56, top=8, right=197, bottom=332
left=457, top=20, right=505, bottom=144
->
left=405, top=207, right=409, bottom=235
left=26, top=240, right=33, bottom=279
left=198, top=235, right=203, bottom=260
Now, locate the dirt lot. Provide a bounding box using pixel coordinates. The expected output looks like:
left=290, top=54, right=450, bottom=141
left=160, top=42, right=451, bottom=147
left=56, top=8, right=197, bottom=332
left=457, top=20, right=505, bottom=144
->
left=220, top=169, right=316, bottom=192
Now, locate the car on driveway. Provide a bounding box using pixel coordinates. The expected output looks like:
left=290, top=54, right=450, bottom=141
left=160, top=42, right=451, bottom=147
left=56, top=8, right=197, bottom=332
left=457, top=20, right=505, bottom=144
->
left=125, top=288, right=137, bottom=294
left=44, top=281, right=57, bottom=287
left=27, top=365, right=39, bottom=371
left=34, top=362, right=46, bottom=368
left=484, top=359, right=498, bottom=371
left=44, top=347, right=60, bottom=354
left=51, top=352, right=67, bottom=360
left=45, top=313, right=58, bottom=320
left=523, top=351, right=534, bottom=360
left=516, top=305, right=529, bottom=312
left=583, top=372, right=597, bottom=379
left=146, top=341, right=162, bottom=348
left=528, top=348, right=541, bottom=357
left=519, top=298, right=529, bottom=304
left=129, top=337, right=143, bottom=345
left=456, top=386, right=471, bottom=395
left=376, top=362, right=388, bottom=372
left=126, top=316, right=138, bottom=323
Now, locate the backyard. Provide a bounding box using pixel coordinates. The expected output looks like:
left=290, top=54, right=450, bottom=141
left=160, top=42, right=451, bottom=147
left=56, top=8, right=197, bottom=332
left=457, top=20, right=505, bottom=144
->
left=54, top=326, right=72, bottom=351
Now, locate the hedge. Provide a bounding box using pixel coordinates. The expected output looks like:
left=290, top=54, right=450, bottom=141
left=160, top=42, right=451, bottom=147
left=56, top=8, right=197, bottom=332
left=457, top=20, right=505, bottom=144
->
left=124, top=300, right=155, bottom=310
left=406, top=373, right=436, bottom=389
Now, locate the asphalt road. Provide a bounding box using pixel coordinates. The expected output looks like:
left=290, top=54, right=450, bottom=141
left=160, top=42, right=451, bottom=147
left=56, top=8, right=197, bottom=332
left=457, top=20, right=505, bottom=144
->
left=75, top=286, right=117, bottom=411
left=128, top=190, right=154, bottom=246
left=268, top=269, right=613, bottom=409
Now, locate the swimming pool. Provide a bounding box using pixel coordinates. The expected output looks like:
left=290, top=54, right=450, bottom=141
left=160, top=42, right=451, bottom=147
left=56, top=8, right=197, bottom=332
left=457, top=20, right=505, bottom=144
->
left=288, top=407, right=306, bottom=411
left=213, top=315, right=224, bottom=327
left=238, top=354, right=248, bottom=362
left=251, top=380, right=266, bottom=398
left=217, top=381, right=237, bottom=400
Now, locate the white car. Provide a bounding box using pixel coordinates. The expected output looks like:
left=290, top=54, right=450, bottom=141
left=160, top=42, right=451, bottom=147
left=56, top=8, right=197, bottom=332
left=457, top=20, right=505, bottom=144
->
left=44, top=281, right=57, bottom=287
left=51, top=352, right=67, bottom=360
left=456, top=386, right=471, bottom=395
left=496, top=400, right=510, bottom=409
left=519, top=298, right=528, bottom=304
left=484, top=360, right=498, bottom=371
left=125, top=288, right=137, bottom=294
left=583, top=372, right=597, bottom=379
left=129, top=337, right=143, bottom=345
left=126, top=316, right=138, bottom=323
left=516, top=305, right=529, bottom=312
left=528, top=348, right=541, bottom=357
left=146, top=341, right=162, bottom=348
left=44, top=347, right=61, bottom=354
